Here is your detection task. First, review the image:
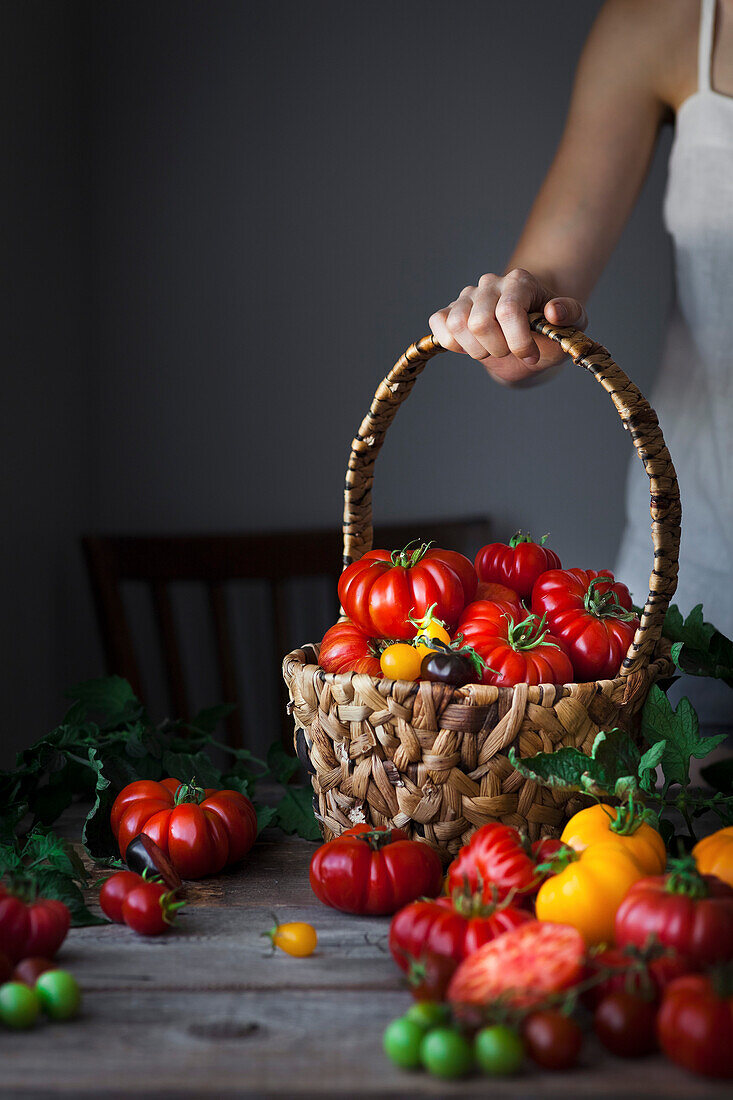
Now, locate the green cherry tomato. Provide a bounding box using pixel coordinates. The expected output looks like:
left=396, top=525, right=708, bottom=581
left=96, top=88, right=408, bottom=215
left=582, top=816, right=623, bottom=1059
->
left=475, top=1025, right=524, bottom=1076
left=406, top=1001, right=451, bottom=1031
left=420, top=1027, right=474, bottom=1079
left=383, top=1017, right=424, bottom=1068
left=35, top=970, right=81, bottom=1020
left=0, top=982, right=40, bottom=1029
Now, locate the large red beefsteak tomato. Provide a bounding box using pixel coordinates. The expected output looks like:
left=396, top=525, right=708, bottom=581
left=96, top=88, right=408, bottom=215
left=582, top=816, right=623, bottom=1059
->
left=389, top=895, right=532, bottom=970
left=337, top=543, right=475, bottom=640
left=318, top=620, right=382, bottom=676
left=456, top=601, right=574, bottom=687
left=531, top=568, right=639, bottom=681
left=474, top=533, right=561, bottom=601
left=111, top=778, right=257, bottom=879
left=0, top=885, right=70, bottom=963
left=614, top=860, right=733, bottom=969
left=446, top=822, right=564, bottom=905
left=309, top=825, right=443, bottom=916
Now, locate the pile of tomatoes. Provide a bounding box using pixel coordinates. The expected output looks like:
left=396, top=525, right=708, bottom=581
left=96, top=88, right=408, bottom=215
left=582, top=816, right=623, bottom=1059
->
left=372, top=808, right=733, bottom=1080
left=320, top=533, right=640, bottom=688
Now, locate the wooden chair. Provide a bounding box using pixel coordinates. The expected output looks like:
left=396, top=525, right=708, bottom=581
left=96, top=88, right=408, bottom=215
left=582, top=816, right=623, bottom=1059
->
left=82, top=517, right=491, bottom=750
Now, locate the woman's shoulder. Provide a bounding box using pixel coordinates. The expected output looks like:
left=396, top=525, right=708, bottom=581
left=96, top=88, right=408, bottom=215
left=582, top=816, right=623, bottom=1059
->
left=589, top=0, right=699, bottom=113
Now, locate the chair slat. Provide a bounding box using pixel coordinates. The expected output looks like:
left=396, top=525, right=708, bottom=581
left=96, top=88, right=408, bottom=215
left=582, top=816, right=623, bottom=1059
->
left=207, top=582, right=242, bottom=749
left=151, top=581, right=190, bottom=723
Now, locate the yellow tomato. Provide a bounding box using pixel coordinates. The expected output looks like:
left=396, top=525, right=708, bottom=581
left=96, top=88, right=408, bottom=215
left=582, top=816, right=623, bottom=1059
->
left=535, top=841, right=647, bottom=946
left=268, top=922, right=317, bottom=957
left=561, top=803, right=666, bottom=876
left=380, top=643, right=422, bottom=681
left=409, top=604, right=452, bottom=659
left=692, top=826, right=733, bottom=888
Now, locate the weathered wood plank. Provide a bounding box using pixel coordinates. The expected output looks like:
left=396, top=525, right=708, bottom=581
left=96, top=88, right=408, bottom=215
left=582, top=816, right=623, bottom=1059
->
left=6, top=816, right=728, bottom=1097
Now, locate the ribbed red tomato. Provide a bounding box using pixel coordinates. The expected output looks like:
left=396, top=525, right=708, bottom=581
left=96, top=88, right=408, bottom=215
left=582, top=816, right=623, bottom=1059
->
left=448, top=921, right=586, bottom=1010
left=457, top=601, right=574, bottom=687
left=309, top=825, right=443, bottom=915
left=446, top=823, right=564, bottom=905
left=614, top=864, right=733, bottom=969
left=657, top=972, right=733, bottom=1078
left=318, top=620, right=382, bottom=676
left=531, top=568, right=639, bottom=681
left=389, top=895, right=532, bottom=970
left=337, top=543, right=474, bottom=639
left=0, top=886, right=70, bottom=964
left=475, top=533, right=561, bottom=601
left=111, top=778, right=257, bottom=879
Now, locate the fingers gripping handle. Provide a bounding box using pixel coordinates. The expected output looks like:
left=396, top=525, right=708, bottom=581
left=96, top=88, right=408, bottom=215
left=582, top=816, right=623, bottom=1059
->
left=342, top=315, right=680, bottom=678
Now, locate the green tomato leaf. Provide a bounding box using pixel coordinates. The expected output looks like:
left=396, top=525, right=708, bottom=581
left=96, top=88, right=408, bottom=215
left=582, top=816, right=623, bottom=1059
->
left=186, top=704, right=237, bottom=736
left=255, top=805, right=278, bottom=835
left=65, top=676, right=142, bottom=725
left=640, top=686, right=728, bottom=787
left=663, top=605, right=733, bottom=687
left=510, top=728, right=643, bottom=799
left=508, top=745, right=591, bottom=792
left=274, top=787, right=321, bottom=841
left=267, top=742, right=301, bottom=785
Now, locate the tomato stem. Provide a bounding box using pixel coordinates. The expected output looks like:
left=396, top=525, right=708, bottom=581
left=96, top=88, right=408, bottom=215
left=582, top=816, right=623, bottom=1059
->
left=390, top=539, right=434, bottom=569
left=504, top=611, right=562, bottom=653
left=174, top=778, right=206, bottom=806
left=664, top=855, right=709, bottom=899
left=583, top=577, right=637, bottom=622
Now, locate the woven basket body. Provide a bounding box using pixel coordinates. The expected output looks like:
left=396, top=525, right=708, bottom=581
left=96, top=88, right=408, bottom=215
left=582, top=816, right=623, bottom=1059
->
left=283, top=316, right=681, bottom=858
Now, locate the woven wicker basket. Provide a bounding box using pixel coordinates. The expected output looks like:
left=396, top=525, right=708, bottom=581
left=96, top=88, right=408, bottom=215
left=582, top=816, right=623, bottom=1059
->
left=283, top=314, right=681, bottom=858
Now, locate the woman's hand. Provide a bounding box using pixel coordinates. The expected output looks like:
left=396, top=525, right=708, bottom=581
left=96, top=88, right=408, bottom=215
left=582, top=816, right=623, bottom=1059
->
left=429, top=268, right=587, bottom=386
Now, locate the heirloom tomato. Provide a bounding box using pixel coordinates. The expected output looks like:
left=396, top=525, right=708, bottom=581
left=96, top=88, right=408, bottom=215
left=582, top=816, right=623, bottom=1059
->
left=318, top=619, right=383, bottom=676
left=111, top=778, right=257, bottom=879
left=475, top=580, right=522, bottom=608
left=456, top=602, right=573, bottom=687
left=389, top=895, right=532, bottom=971
left=337, top=543, right=473, bottom=639
left=0, top=885, right=70, bottom=964
left=561, top=803, right=666, bottom=876
left=474, top=532, right=561, bottom=601
left=535, top=841, right=649, bottom=946
left=594, top=991, right=657, bottom=1057
left=309, top=825, right=442, bottom=916
left=420, top=647, right=482, bottom=686
left=583, top=944, right=692, bottom=1008
left=614, top=858, right=733, bottom=968
left=446, top=823, right=562, bottom=906
left=693, top=825, right=733, bottom=889
left=448, top=921, right=585, bottom=1010
left=657, top=971, right=733, bottom=1078
left=531, top=568, right=639, bottom=682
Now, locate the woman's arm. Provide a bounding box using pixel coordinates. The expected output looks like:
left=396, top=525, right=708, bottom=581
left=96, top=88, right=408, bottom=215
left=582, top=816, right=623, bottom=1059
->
left=429, top=0, right=678, bottom=385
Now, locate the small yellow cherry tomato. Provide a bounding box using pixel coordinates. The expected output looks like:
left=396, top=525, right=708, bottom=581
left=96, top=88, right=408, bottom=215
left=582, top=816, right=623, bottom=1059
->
left=693, top=826, right=733, bottom=888
left=561, top=803, right=666, bottom=876
left=535, top=841, right=647, bottom=947
left=380, top=643, right=422, bottom=681
left=267, top=921, right=317, bottom=957
left=409, top=604, right=452, bottom=660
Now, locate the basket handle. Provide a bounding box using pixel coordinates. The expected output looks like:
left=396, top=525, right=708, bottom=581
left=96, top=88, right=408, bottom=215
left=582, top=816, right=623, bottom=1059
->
left=342, top=313, right=680, bottom=678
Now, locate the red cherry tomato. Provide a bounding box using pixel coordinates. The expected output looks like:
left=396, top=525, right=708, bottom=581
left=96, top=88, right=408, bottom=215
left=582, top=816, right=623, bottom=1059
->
left=337, top=544, right=473, bottom=639
left=523, top=1010, right=583, bottom=1070
left=594, top=991, right=658, bottom=1057
left=657, top=972, right=733, bottom=1078
left=99, top=871, right=147, bottom=923
left=310, top=826, right=443, bottom=916
left=531, top=568, right=639, bottom=682
left=389, top=896, right=532, bottom=971
left=121, top=881, right=183, bottom=936
left=456, top=601, right=574, bottom=687
left=111, top=778, right=257, bottom=879
left=475, top=533, right=561, bottom=602
left=11, top=957, right=54, bottom=986
left=318, top=619, right=383, bottom=676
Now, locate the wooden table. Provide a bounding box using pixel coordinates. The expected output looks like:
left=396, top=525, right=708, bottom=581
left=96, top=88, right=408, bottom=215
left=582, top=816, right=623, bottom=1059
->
left=2, top=823, right=730, bottom=1099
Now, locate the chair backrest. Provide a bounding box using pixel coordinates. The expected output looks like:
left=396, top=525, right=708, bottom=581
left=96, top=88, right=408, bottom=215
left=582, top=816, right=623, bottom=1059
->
left=82, top=516, right=491, bottom=749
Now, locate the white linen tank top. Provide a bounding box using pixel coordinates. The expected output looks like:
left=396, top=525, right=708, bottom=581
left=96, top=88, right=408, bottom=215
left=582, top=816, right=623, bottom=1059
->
left=615, top=0, right=733, bottom=717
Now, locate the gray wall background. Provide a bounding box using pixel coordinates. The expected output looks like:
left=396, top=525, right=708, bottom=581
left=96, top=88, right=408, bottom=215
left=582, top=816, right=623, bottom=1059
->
left=2, top=0, right=674, bottom=763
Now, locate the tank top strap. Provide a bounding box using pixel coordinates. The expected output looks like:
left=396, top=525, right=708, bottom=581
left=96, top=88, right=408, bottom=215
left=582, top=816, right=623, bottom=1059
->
left=698, top=0, right=716, bottom=92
